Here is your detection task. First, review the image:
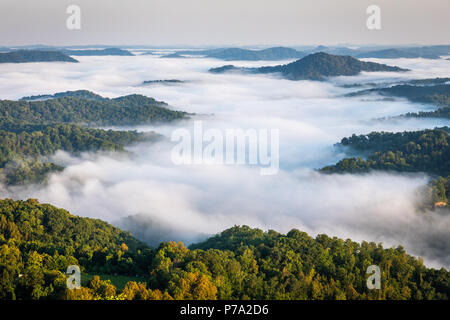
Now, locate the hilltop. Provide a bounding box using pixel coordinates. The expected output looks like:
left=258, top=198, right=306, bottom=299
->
left=165, top=46, right=305, bottom=61
left=0, top=50, right=78, bottom=63
left=0, top=199, right=448, bottom=300
left=210, top=52, right=407, bottom=80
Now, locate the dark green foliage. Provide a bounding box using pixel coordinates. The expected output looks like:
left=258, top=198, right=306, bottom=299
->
left=0, top=200, right=448, bottom=300
left=166, top=47, right=305, bottom=61
left=0, top=50, right=78, bottom=63
left=0, top=124, right=148, bottom=164
left=321, top=128, right=450, bottom=176
left=209, top=52, right=407, bottom=80
left=355, top=45, right=450, bottom=59
left=62, top=48, right=133, bottom=56
left=0, top=94, right=187, bottom=127
left=0, top=91, right=176, bottom=185
left=401, top=107, right=450, bottom=119
left=0, top=124, right=159, bottom=185
left=151, top=226, right=449, bottom=300
left=275, top=52, right=407, bottom=80
left=209, top=65, right=239, bottom=73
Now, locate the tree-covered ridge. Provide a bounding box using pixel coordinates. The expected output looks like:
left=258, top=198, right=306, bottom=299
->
left=0, top=50, right=78, bottom=63
left=162, top=47, right=305, bottom=61
left=349, top=84, right=450, bottom=107
left=356, top=48, right=439, bottom=59
left=20, top=90, right=104, bottom=102
left=0, top=91, right=179, bottom=185
left=398, top=107, right=450, bottom=119
left=0, top=198, right=151, bottom=299
left=320, top=128, right=450, bottom=176
left=0, top=124, right=151, bottom=163
left=209, top=52, right=407, bottom=80
left=0, top=93, right=188, bottom=127
left=0, top=124, right=160, bottom=185
left=0, top=202, right=448, bottom=300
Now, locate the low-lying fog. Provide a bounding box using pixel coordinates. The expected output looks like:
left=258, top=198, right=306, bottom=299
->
left=0, top=52, right=449, bottom=268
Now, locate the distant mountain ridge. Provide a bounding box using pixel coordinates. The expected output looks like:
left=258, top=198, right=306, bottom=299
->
left=209, top=52, right=408, bottom=80
left=0, top=50, right=78, bottom=63
left=164, top=46, right=305, bottom=61
left=355, top=45, right=450, bottom=59
left=62, top=48, right=134, bottom=56
left=20, top=90, right=104, bottom=101
left=349, top=83, right=450, bottom=107
left=2, top=90, right=188, bottom=126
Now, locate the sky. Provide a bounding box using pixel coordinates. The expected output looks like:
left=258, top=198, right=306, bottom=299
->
left=0, top=0, right=449, bottom=47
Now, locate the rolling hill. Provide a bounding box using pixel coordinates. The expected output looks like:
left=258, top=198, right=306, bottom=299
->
left=210, top=52, right=407, bottom=80
left=0, top=50, right=78, bottom=63
left=0, top=199, right=448, bottom=300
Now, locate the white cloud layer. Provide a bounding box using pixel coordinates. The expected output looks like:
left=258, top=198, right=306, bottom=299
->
left=0, top=54, right=449, bottom=268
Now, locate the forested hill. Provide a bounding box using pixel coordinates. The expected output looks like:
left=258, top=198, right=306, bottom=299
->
left=0, top=198, right=150, bottom=299
left=209, top=52, right=407, bottom=80
left=0, top=92, right=188, bottom=126
left=0, top=117, right=447, bottom=300
left=320, top=128, right=450, bottom=209
left=321, top=128, right=450, bottom=176
left=0, top=199, right=448, bottom=300
left=0, top=50, right=78, bottom=63
left=0, top=91, right=184, bottom=185
left=20, top=90, right=104, bottom=102
left=0, top=124, right=160, bottom=185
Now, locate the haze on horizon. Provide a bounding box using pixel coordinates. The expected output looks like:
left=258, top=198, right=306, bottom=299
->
left=0, top=0, right=449, bottom=47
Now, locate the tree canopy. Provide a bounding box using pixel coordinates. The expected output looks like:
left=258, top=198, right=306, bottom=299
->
left=0, top=199, right=448, bottom=300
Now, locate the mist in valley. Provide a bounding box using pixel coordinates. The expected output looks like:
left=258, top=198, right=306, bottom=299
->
left=0, top=52, right=449, bottom=268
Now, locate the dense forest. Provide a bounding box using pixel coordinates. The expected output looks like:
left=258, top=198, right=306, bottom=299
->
left=321, top=128, right=450, bottom=208
left=164, top=45, right=450, bottom=61
left=321, top=128, right=450, bottom=176
left=0, top=93, right=187, bottom=127
left=0, top=198, right=448, bottom=300
left=0, top=91, right=185, bottom=185
left=0, top=124, right=159, bottom=185
left=209, top=52, right=407, bottom=80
